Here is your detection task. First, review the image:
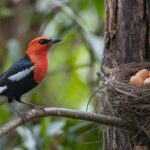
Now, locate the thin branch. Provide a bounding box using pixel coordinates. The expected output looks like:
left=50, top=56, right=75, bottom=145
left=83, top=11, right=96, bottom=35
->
left=0, top=107, right=134, bottom=137
left=86, top=87, right=103, bottom=112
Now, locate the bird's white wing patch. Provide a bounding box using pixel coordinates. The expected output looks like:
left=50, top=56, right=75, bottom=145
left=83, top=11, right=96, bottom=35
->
left=0, top=86, right=7, bottom=93
left=8, top=66, right=34, bottom=82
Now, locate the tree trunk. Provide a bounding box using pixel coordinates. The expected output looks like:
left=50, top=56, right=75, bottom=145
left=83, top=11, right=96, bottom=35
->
left=102, top=0, right=150, bottom=149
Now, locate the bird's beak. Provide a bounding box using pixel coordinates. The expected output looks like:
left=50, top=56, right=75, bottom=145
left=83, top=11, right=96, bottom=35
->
left=48, top=39, right=62, bottom=45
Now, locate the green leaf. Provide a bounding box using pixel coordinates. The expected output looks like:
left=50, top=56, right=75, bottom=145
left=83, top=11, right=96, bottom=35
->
left=39, top=118, right=51, bottom=137
left=47, top=120, right=66, bottom=136
left=0, top=6, right=13, bottom=19
left=92, top=0, right=105, bottom=18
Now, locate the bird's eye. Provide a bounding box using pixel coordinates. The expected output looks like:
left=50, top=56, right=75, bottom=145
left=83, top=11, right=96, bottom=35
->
left=39, top=39, right=48, bottom=45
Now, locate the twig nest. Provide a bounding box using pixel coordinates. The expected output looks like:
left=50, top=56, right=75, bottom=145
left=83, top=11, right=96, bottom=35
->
left=107, top=62, right=150, bottom=137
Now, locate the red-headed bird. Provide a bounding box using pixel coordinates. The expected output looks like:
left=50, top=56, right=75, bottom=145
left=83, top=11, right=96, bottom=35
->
left=0, top=36, right=61, bottom=118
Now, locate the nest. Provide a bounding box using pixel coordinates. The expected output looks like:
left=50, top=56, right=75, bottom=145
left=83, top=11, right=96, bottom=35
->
left=107, top=62, right=150, bottom=135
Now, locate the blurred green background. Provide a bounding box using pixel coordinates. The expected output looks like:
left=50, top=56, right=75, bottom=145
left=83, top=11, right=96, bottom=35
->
left=0, top=0, right=104, bottom=149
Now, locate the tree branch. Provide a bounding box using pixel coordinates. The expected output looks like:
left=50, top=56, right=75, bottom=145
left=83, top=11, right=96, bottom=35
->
left=0, top=107, right=134, bottom=137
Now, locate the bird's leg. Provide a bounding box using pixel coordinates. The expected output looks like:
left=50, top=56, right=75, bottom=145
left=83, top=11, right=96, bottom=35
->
left=8, top=100, right=26, bottom=122
left=15, top=96, right=46, bottom=113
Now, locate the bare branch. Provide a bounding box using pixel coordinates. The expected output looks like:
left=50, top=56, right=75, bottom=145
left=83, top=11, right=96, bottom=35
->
left=0, top=107, right=134, bottom=137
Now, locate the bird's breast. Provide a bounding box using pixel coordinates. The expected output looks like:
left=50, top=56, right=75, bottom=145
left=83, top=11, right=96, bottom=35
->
left=34, top=61, right=48, bottom=84
left=27, top=53, right=48, bottom=84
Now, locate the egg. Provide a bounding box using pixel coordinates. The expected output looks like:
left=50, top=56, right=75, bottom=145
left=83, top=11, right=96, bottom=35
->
left=135, top=69, right=149, bottom=80
left=130, top=76, right=144, bottom=88
left=144, top=77, right=150, bottom=86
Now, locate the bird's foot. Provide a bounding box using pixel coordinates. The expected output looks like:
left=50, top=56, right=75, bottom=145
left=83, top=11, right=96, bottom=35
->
left=17, top=111, right=27, bottom=122
left=33, top=105, right=46, bottom=113
left=9, top=102, right=27, bottom=122
left=18, top=100, right=46, bottom=113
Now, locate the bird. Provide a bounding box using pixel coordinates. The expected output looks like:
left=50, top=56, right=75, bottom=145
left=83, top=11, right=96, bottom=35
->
left=0, top=36, right=61, bottom=120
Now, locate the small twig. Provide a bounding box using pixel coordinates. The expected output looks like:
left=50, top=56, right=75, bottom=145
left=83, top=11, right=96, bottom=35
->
left=0, top=107, right=134, bottom=137
left=86, top=86, right=104, bottom=112
left=112, top=86, right=138, bottom=98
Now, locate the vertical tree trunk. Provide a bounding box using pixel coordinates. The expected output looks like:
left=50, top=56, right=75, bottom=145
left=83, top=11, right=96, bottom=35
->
left=102, top=0, right=150, bottom=149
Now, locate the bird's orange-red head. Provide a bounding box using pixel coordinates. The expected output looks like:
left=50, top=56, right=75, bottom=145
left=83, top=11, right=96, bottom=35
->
left=26, top=36, right=61, bottom=83
left=26, top=36, right=61, bottom=56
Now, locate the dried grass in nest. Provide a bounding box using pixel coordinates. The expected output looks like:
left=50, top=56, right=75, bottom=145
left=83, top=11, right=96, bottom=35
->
left=106, top=62, right=150, bottom=134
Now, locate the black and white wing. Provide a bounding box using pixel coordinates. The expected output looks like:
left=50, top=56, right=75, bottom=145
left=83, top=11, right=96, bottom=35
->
left=0, top=55, right=37, bottom=97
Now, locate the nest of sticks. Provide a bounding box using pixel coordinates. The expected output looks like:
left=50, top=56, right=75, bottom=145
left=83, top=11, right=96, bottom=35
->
left=107, top=62, right=150, bottom=135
